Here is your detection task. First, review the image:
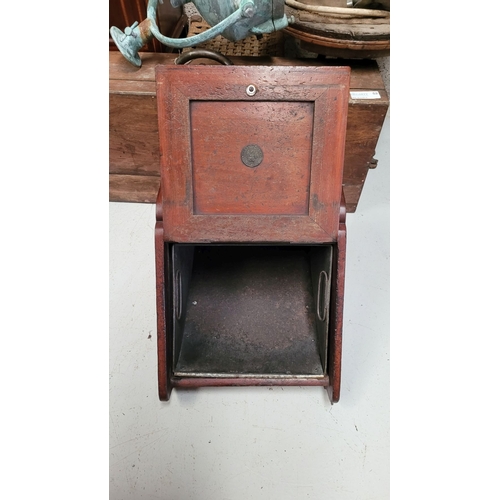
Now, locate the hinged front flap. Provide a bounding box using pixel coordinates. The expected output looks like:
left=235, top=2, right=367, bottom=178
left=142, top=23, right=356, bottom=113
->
left=156, top=65, right=350, bottom=243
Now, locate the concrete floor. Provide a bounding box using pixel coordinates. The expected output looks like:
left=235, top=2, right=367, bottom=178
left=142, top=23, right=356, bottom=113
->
left=109, top=111, right=389, bottom=499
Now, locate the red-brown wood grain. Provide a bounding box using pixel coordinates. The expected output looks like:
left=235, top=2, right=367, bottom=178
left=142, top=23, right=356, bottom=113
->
left=156, top=64, right=350, bottom=243
left=191, top=100, right=313, bottom=216
left=172, top=377, right=330, bottom=388
left=155, top=190, right=172, bottom=400
left=327, top=194, right=346, bottom=403
left=109, top=94, right=159, bottom=176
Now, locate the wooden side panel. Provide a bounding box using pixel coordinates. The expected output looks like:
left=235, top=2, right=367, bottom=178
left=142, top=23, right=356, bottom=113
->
left=344, top=102, right=388, bottom=212
left=109, top=174, right=160, bottom=203
left=327, top=200, right=346, bottom=403
left=109, top=93, right=159, bottom=176
left=155, top=192, right=173, bottom=400
left=155, top=222, right=170, bottom=400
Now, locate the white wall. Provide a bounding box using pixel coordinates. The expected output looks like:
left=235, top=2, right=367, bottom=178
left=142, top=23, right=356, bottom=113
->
left=109, top=112, right=390, bottom=499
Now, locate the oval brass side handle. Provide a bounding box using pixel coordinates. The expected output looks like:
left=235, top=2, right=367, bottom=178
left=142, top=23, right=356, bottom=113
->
left=175, top=270, right=182, bottom=320
left=316, top=270, right=329, bottom=322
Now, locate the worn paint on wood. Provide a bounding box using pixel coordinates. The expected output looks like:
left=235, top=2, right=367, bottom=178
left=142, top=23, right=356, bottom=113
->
left=156, top=64, right=350, bottom=243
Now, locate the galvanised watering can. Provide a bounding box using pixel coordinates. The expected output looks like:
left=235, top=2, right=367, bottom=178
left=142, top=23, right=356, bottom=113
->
left=110, top=0, right=293, bottom=67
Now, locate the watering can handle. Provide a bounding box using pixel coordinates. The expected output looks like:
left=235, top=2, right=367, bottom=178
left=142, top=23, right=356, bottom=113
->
left=147, top=0, right=254, bottom=49
left=175, top=49, right=234, bottom=66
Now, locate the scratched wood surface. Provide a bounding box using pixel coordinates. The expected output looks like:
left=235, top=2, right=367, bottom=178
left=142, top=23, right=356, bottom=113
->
left=327, top=196, right=346, bottom=403
left=109, top=52, right=388, bottom=212
left=154, top=190, right=173, bottom=401
left=156, top=64, right=350, bottom=243
left=190, top=100, right=313, bottom=216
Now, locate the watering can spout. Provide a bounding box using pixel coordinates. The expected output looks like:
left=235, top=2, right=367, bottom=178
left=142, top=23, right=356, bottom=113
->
left=110, top=19, right=154, bottom=68
left=110, top=0, right=291, bottom=67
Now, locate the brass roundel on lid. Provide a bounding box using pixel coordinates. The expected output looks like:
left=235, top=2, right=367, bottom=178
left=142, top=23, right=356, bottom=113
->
left=241, top=144, right=264, bottom=168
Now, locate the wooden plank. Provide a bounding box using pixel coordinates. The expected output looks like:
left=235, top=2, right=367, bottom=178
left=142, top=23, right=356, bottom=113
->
left=109, top=174, right=160, bottom=203
left=109, top=79, right=156, bottom=95
left=343, top=102, right=388, bottom=202
left=342, top=184, right=364, bottom=213
left=109, top=51, right=386, bottom=89
left=109, top=93, right=160, bottom=176
left=327, top=213, right=346, bottom=403
left=109, top=52, right=168, bottom=81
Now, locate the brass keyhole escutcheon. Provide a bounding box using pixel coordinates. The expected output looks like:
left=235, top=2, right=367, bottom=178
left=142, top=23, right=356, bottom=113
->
left=241, top=144, right=263, bottom=168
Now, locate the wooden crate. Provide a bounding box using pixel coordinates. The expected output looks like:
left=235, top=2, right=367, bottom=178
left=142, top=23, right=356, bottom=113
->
left=109, top=51, right=388, bottom=212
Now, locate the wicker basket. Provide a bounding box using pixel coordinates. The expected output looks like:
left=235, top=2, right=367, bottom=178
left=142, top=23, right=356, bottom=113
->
left=183, top=15, right=285, bottom=57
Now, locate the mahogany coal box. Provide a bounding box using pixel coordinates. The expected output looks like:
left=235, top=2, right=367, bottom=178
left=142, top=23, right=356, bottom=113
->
left=153, top=65, right=350, bottom=402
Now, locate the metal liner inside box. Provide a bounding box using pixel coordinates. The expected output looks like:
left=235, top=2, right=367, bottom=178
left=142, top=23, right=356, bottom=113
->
left=171, top=244, right=333, bottom=378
